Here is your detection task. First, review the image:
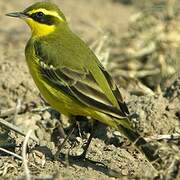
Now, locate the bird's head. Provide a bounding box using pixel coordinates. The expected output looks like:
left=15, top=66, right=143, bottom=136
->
left=6, top=1, right=67, bottom=37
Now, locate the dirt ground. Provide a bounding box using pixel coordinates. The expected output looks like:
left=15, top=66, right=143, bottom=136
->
left=0, top=0, right=180, bottom=179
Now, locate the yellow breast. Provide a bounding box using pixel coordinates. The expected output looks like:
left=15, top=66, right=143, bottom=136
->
left=25, top=45, right=93, bottom=117
left=25, top=18, right=55, bottom=37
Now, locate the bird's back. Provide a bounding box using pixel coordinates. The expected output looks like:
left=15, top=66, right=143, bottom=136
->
left=30, top=26, right=124, bottom=109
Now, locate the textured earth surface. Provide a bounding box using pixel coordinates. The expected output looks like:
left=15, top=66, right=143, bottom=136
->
left=0, top=0, right=179, bottom=179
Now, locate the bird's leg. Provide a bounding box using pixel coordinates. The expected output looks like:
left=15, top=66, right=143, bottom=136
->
left=69, top=120, right=100, bottom=161
left=54, top=123, right=75, bottom=160
left=55, top=119, right=106, bottom=166
left=69, top=120, right=106, bottom=166
left=77, top=120, right=98, bottom=159
left=54, top=116, right=88, bottom=160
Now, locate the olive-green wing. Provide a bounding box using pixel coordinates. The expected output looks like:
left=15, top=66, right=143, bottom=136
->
left=39, top=62, right=129, bottom=118
left=34, top=40, right=129, bottom=119
left=91, top=63, right=130, bottom=116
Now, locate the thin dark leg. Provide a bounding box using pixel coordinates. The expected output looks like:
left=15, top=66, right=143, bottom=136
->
left=54, top=124, right=75, bottom=160
left=70, top=120, right=106, bottom=166
left=79, top=120, right=98, bottom=159
left=55, top=120, right=106, bottom=166
left=54, top=117, right=95, bottom=160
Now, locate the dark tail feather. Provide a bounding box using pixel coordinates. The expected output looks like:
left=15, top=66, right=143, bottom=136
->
left=118, top=125, right=163, bottom=169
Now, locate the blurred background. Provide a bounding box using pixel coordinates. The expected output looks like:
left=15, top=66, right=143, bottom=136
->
left=0, top=0, right=179, bottom=179
left=0, top=0, right=179, bottom=99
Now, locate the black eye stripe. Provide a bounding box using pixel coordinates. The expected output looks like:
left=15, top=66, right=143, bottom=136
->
left=30, top=12, right=44, bottom=19
left=29, top=13, right=56, bottom=25
left=36, top=12, right=44, bottom=17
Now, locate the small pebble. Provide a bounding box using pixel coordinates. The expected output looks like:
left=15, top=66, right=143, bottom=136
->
left=121, top=169, right=129, bottom=176
left=32, top=114, right=42, bottom=121
left=42, top=111, right=51, bottom=120
left=76, top=137, right=83, bottom=144
left=113, top=131, right=122, bottom=137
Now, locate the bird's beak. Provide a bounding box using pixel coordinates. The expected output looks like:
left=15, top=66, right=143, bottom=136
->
left=6, top=12, right=27, bottom=18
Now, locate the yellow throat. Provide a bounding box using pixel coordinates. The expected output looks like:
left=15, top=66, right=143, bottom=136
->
left=23, top=8, right=65, bottom=37
left=25, top=17, right=55, bottom=37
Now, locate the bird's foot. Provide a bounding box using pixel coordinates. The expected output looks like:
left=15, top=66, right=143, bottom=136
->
left=69, top=153, right=106, bottom=167
left=54, top=152, right=106, bottom=167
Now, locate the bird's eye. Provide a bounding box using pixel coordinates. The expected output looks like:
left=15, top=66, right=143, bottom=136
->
left=36, top=12, right=44, bottom=18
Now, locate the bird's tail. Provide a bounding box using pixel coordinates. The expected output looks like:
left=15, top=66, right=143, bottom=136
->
left=118, top=124, right=163, bottom=169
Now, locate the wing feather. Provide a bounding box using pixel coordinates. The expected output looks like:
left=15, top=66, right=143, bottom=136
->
left=34, top=40, right=129, bottom=119
left=39, top=64, right=126, bottom=118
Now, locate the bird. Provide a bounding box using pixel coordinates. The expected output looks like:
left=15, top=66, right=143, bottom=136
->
left=6, top=1, right=162, bottom=169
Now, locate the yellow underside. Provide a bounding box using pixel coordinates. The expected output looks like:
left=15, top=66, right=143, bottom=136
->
left=25, top=18, right=55, bottom=37
left=22, top=11, right=131, bottom=130
left=26, top=54, right=121, bottom=128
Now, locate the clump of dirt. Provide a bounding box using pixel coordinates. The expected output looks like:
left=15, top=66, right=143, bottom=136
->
left=0, top=0, right=179, bottom=179
left=106, top=0, right=180, bottom=94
